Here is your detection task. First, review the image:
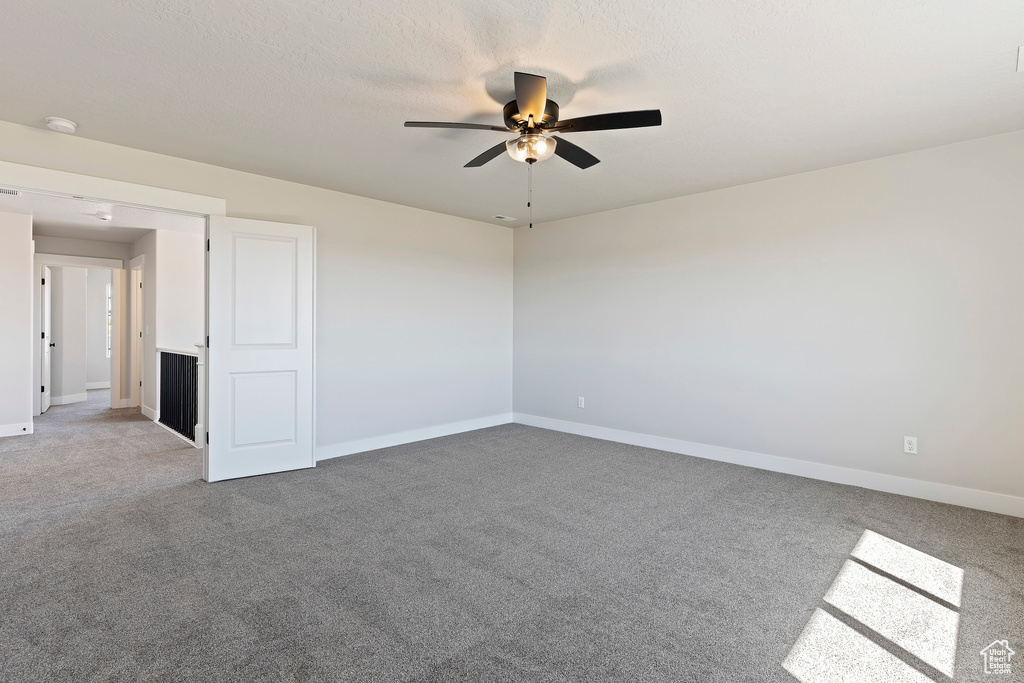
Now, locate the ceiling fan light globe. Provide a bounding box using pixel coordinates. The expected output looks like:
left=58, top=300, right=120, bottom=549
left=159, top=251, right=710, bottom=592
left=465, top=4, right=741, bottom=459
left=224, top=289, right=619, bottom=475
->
left=506, top=133, right=556, bottom=163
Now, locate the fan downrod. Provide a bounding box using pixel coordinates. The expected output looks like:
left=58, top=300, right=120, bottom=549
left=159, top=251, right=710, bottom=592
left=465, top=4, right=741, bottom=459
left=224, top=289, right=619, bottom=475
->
left=503, top=100, right=560, bottom=129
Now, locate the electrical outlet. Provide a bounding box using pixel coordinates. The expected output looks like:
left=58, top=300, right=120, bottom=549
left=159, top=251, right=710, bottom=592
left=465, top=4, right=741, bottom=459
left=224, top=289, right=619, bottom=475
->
left=577, top=396, right=585, bottom=409
left=904, top=436, right=918, bottom=455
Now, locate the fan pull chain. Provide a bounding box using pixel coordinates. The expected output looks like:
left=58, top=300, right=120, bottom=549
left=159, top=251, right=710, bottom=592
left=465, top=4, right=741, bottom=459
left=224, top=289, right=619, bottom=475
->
left=527, top=161, right=533, bottom=229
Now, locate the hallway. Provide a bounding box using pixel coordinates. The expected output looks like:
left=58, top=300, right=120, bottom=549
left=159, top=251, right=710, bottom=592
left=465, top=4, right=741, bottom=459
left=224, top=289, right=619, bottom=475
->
left=0, top=390, right=199, bottom=536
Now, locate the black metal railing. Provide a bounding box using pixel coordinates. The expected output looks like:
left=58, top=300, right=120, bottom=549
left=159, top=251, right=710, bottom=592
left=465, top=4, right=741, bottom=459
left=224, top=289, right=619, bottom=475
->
left=159, top=351, right=198, bottom=442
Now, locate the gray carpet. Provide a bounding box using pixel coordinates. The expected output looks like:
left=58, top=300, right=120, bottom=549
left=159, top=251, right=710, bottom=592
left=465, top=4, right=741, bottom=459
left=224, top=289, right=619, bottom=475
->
left=1, top=390, right=1021, bottom=682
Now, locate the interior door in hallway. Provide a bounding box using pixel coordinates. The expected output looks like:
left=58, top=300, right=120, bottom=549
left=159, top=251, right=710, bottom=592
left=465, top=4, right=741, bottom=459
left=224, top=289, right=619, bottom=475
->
left=205, top=216, right=315, bottom=482
left=41, top=267, right=51, bottom=413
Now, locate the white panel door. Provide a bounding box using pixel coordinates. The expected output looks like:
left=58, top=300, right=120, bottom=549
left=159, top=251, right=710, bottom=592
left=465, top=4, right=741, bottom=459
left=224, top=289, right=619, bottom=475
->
left=41, top=267, right=52, bottom=413
left=206, top=216, right=315, bottom=482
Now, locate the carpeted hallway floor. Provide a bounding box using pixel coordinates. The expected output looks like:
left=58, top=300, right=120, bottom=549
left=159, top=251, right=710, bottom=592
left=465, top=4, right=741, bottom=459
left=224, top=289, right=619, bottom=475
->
left=1, top=390, right=1021, bottom=682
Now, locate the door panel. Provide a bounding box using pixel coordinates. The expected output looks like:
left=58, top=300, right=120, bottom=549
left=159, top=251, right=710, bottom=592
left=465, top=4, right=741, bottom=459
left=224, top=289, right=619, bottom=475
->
left=206, top=217, right=315, bottom=482
left=232, top=235, right=297, bottom=346
left=41, top=267, right=51, bottom=413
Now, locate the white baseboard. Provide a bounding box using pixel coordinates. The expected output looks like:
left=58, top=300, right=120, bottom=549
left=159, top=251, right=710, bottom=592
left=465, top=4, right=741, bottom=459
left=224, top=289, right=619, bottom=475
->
left=0, top=422, right=34, bottom=437
left=86, top=381, right=111, bottom=390
left=513, top=413, right=1024, bottom=519
left=51, top=393, right=88, bottom=406
left=317, top=413, right=514, bottom=461
left=117, top=399, right=131, bottom=408
left=141, top=404, right=158, bottom=421
left=153, top=419, right=200, bottom=448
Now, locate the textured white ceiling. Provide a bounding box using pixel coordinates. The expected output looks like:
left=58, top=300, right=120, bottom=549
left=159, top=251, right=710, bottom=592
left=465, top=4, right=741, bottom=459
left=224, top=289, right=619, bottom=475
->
left=1, top=0, right=1022, bottom=227
left=0, top=189, right=204, bottom=243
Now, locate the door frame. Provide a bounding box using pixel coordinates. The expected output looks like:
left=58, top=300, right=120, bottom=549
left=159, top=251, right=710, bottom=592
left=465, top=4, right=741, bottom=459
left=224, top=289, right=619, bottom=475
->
left=2, top=160, right=226, bottom=433
left=33, top=254, right=124, bottom=414
left=129, top=255, right=144, bottom=409
left=40, top=266, right=52, bottom=413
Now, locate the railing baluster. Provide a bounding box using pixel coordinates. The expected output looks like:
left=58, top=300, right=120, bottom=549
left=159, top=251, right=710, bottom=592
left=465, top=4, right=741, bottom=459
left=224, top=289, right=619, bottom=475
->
left=158, top=350, right=198, bottom=443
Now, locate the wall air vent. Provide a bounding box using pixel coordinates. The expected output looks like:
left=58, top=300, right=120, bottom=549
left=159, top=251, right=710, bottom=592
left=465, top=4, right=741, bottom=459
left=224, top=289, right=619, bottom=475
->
left=0, top=188, right=19, bottom=196
left=492, top=215, right=517, bottom=222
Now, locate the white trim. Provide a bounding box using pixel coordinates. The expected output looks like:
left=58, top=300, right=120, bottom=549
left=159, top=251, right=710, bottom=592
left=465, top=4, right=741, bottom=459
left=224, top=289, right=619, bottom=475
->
left=317, top=413, right=514, bottom=461
left=109, top=268, right=123, bottom=410
left=0, top=423, right=33, bottom=437
left=117, top=399, right=131, bottom=408
left=311, top=227, right=317, bottom=456
left=141, top=404, right=158, bottom=421
left=35, top=253, right=122, bottom=270
left=50, top=393, right=88, bottom=406
left=0, top=160, right=226, bottom=217
left=152, top=418, right=200, bottom=448
left=156, top=347, right=198, bottom=357
left=512, top=413, right=1024, bottom=519
left=86, top=381, right=111, bottom=390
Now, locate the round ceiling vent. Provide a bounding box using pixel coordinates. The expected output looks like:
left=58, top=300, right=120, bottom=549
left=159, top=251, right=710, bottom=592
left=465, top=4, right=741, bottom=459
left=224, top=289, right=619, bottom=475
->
left=45, top=117, right=77, bottom=134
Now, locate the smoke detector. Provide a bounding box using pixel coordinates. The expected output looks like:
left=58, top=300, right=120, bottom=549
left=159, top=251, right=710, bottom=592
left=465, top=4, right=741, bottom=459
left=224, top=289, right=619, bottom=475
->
left=45, top=117, right=77, bottom=134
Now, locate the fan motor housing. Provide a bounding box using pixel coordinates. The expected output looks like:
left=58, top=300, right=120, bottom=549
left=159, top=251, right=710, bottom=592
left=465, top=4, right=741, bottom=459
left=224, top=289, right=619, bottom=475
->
left=504, top=100, right=559, bottom=129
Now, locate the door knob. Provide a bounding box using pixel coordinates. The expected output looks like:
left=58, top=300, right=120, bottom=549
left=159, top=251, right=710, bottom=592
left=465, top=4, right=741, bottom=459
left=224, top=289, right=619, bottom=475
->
left=49, top=342, right=55, bottom=347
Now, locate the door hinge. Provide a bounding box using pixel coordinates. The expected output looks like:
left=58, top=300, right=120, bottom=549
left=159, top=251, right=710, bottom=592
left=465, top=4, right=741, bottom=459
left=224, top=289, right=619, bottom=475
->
left=140, top=380, right=143, bottom=387
left=140, top=282, right=143, bottom=288
left=41, top=278, right=45, bottom=285
left=206, top=335, right=209, bottom=347
left=41, top=331, right=45, bottom=339
left=41, top=385, right=44, bottom=393
left=206, top=432, right=209, bottom=444
left=206, top=239, right=210, bottom=251
left=140, top=331, right=143, bottom=338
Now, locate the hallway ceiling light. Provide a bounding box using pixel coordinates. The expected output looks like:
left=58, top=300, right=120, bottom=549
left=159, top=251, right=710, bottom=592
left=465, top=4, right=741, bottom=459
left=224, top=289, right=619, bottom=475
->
left=45, top=117, right=77, bottom=134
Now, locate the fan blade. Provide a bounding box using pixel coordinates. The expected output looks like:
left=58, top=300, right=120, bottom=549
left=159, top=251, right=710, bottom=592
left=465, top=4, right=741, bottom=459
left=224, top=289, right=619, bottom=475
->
left=405, top=121, right=510, bottom=132
left=464, top=141, right=508, bottom=167
left=550, top=109, right=662, bottom=133
left=551, top=137, right=600, bottom=169
left=514, top=72, right=547, bottom=127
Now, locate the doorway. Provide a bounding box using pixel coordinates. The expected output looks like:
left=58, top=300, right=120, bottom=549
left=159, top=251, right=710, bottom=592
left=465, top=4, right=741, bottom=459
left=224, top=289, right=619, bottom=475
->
left=32, top=254, right=126, bottom=416
left=1, top=162, right=317, bottom=483
left=35, top=265, right=117, bottom=413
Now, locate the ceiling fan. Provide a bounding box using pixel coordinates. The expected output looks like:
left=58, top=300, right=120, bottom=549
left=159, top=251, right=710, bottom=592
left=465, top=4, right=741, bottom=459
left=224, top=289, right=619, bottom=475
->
left=405, top=72, right=662, bottom=169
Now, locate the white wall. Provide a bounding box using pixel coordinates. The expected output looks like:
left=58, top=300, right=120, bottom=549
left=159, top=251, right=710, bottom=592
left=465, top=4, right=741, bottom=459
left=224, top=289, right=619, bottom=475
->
left=33, top=235, right=131, bottom=263
left=155, top=229, right=204, bottom=352
left=514, top=131, right=1024, bottom=511
left=0, top=121, right=514, bottom=453
left=0, top=211, right=34, bottom=436
left=49, top=267, right=88, bottom=404
left=86, top=269, right=111, bottom=387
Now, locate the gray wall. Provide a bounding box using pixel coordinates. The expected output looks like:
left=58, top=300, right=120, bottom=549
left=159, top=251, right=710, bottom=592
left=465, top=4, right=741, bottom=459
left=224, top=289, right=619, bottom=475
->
left=514, top=131, right=1024, bottom=501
